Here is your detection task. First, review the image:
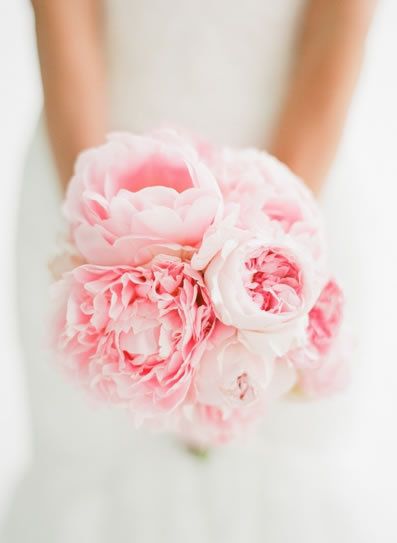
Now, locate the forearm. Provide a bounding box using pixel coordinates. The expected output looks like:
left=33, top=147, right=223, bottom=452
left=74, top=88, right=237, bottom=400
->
left=269, top=0, right=377, bottom=194
left=32, top=0, right=106, bottom=189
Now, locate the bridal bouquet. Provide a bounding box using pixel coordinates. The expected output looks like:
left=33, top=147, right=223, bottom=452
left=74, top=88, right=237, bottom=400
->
left=50, top=129, right=349, bottom=449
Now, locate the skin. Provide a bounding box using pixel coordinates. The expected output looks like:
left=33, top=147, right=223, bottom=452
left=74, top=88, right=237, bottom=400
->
left=31, top=0, right=106, bottom=189
left=31, top=0, right=377, bottom=193
left=269, top=0, right=378, bottom=193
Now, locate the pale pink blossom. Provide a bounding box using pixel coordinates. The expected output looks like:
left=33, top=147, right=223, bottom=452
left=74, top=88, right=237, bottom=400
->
left=193, top=224, right=323, bottom=358
left=176, top=344, right=298, bottom=448
left=268, top=357, right=297, bottom=401
left=296, top=334, right=351, bottom=397
left=194, top=324, right=272, bottom=412
left=51, top=257, right=216, bottom=422
left=177, top=402, right=264, bottom=448
left=63, top=131, right=222, bottom=266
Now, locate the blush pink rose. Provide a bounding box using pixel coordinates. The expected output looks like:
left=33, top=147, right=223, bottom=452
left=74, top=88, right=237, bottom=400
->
left=193, top=223, right=323, bottom=358
left=63, top=131, right=222, bottom=266
left=51, top=257, right=216, bottom=421
left=194, top=324, right=272, bottom=412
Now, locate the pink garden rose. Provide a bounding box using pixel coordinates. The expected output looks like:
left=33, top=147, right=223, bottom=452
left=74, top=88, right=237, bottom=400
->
left=51, top=257, right=216, bottom=421
left=63, top=131, right=222, bottom=266
left=49, top=239, right=85, bottom=281
left=194, top=324, right=272, bottom=412
left=193, top=222, right=323, bottom=358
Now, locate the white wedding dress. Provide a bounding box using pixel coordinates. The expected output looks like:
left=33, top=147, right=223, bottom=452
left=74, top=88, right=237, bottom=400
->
left=3, top=0, right=370, bottom=541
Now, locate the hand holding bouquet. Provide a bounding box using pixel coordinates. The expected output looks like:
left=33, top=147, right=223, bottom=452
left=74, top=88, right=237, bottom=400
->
left=51, top=129, right=349, bottom=449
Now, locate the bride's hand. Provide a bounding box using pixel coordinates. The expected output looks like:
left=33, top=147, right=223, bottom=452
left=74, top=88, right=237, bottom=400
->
left=268, top=0, right=378, bottom=195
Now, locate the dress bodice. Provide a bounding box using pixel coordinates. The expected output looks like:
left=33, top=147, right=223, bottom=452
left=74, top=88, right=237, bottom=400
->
left=104, top=0, right=306, bottom=147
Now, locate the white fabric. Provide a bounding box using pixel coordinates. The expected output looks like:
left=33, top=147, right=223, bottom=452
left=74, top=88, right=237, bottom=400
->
left=3, top=1, right=372, bottom=541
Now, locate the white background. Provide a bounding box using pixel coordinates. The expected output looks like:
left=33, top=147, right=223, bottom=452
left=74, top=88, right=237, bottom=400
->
left=1, top=0, right=397, bottom=536
left=0, top=0, right=40, bottom=520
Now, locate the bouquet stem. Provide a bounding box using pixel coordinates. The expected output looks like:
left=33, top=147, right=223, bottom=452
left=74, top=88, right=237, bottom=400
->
left=186, top=444, right=210, bottom=460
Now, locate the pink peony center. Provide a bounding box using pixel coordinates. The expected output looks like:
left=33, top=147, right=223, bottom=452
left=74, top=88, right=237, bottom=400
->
left=58, top=260, right=217, bottom=414
left=117, top=154, right=194, bottom=193
left=244, top=248, right=303, bottom=314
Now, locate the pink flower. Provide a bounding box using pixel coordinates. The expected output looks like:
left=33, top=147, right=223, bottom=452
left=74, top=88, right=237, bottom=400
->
left=201, top=146, right=326, bottom=265
left=51, top=127, right=350, bottom=444
left=203, top=147, right=315, bottom=225
left=280, top=279, right=349, bottom=398
left=244, top=247, right=303, bottom=315
left=307, top=279, right=344, bottom=355
left=177, top=402, right=263, bottom=448
left=63, top=131, right=222, bottom=266
left=296, top=334, right=351, bottom=398
left=51, top=257, right=216, bottom=421
left=286, top=279, right=344, bottom=369
left=194, top=324, right=272, bottom=412
left=193, top=223, right=323, bottom=359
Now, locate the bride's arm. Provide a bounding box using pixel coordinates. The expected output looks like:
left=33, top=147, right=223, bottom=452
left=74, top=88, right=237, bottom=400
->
left=31, top=0, right=106, bottom=189
left=269, top=0, right=378, bottom=194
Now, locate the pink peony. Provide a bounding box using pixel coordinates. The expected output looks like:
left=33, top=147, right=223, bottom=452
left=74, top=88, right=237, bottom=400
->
left=51, top=257, right=216, bottom=421
left=201, top=147, right=316, bottom=225
left=63, top=131, right=222, bottom=266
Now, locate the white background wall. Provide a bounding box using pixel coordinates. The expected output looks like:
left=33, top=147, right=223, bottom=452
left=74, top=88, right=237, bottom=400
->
left=0, top=0, right=397, bottom=536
